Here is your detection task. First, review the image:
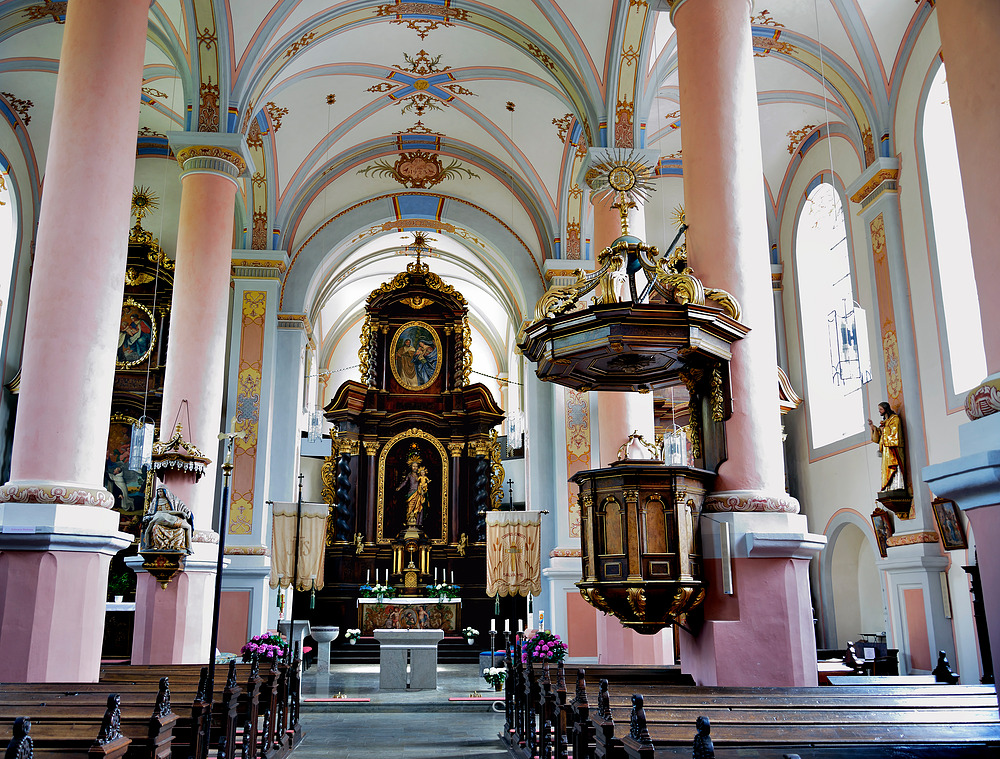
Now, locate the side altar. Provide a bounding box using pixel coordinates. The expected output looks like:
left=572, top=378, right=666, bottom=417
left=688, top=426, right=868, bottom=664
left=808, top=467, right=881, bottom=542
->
left=358, top=597, right=461, bottom=635
left=302, top=235, right=510, bottom=637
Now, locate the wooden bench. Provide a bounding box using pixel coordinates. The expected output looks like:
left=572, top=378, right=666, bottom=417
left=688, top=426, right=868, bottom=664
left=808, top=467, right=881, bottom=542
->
left=0, top=681, right=175, bottom=759
left=500, top=655, right=1000, bottom=759
left=0, top=650, right=301, bottom=759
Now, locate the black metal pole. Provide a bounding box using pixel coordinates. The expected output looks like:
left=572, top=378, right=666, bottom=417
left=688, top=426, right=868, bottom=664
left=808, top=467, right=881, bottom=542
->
left=203, top=437, right=236, bottom=758
left=287, top=473, right=304, bottom=662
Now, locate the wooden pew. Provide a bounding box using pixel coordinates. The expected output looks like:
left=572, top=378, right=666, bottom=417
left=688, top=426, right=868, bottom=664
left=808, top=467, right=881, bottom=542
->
left=0, top=689, right=170, bottom=759
left=504, top=661, right=1000, bottom=759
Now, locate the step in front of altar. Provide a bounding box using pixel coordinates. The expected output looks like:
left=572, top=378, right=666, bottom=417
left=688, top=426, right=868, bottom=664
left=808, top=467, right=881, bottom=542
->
left=327, top=636, right=482, bottom=665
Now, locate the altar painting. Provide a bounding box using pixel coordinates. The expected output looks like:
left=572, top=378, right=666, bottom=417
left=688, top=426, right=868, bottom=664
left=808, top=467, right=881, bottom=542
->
left=390, top=321, right=441, bottom=391
left=377, top=431, right=448, bottom=543
left=360, top=601, right=458, bottom=635
left=105, top=418, right=150, bottom=534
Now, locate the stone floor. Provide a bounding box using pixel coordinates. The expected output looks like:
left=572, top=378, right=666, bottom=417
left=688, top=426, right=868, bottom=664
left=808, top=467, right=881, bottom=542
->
left=296, top=661, right=509, bottom=758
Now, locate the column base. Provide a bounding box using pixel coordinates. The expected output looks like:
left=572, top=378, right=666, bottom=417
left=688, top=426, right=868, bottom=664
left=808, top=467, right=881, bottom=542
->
left=680, top=512, right=825, bottom=686
left=127, top=544, right=226, bottom=664
left=0, top=503, right=130, bottom=682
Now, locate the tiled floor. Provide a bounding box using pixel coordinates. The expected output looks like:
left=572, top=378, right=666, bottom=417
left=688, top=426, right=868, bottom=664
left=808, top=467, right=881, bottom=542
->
left=296, top=662, right=510, bottom=757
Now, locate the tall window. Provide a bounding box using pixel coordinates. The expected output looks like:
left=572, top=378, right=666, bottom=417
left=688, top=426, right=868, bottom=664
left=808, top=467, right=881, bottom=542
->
left=795, top=181, right=867, bottom=448
left=0, top=168, right=14, bottom=352
left=922, top=65, right=986, bottom=395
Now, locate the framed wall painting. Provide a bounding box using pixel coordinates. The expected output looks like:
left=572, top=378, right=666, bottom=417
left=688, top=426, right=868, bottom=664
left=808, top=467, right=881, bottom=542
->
left=870, top=507, right=894, bottom=558
left=932, top=497, right=967, bottom=551
left=116, top=297, right=156, bottom=368
left=389, top=320, right=441, bottom=391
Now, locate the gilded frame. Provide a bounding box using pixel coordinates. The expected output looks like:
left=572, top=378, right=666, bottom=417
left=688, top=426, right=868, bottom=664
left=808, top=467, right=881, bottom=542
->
left=116, top=297, right=157, bottom=368
left=376, top=428, right=449, bottom=544
left=389, top=320, right=442, bottom=391
left=870, top=507, right=894, bottom=558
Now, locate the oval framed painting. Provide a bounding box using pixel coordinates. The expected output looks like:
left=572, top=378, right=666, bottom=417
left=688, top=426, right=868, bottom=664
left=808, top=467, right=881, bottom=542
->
left=390, top=321, right=442, bottom=391
left=116, top=298, right=157, bottom=368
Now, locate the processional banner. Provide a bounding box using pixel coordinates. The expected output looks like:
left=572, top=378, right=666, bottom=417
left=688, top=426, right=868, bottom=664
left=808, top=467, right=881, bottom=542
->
left=270, top=501, right=329, bottom=591
left=486, top=511, right=542, bottom=597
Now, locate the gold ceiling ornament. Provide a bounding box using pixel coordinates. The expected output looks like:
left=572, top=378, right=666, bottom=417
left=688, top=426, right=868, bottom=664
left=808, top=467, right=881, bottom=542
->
left=670, top=204, right=686, bottom=229
left=587, top=149, right=657, bottom=237
left=131, top=186, right=159, bottom=224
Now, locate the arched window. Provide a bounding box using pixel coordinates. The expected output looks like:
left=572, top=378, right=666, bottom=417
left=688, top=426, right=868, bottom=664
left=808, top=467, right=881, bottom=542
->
left=795, top=180, right=867, bottom=448
left=922, top=65, right=985, bottom=395
left=0, top=165, right=14, bottom=353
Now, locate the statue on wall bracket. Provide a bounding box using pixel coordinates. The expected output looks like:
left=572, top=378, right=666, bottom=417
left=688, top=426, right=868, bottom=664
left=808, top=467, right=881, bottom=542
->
left=869, top=401, right=912, bottom=518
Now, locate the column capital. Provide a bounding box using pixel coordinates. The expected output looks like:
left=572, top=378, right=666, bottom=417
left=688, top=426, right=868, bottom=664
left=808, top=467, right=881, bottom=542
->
left=231, top=249, right=288, bottom=280
left=167, top=132, right=254, bottom=186
left=847, top=157, right=900, bottom=217
left=663, top=0, right=755, bottom=25
left=277, top=312, right=315, bottom=349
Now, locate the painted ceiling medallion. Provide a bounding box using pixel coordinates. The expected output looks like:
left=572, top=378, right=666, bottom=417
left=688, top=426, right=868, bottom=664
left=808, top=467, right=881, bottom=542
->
left=374, top=1, right=469, bottom=40
left=358, top=151, right=479, bottom=189
left=368, top=50, right=476, bottom=118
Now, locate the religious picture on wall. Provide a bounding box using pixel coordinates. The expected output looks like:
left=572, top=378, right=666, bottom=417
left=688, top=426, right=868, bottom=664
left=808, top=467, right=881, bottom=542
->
left=116, top=298, right=156, bottom=367
left=932, top=498, right=967, bottom=551
left=870, top=507, right=894, bottom=558
left=105, top=418, right=150, bottom=533
left=390, top=321, right=441, bottom=391
left=379, top=435, right=445, bottom=542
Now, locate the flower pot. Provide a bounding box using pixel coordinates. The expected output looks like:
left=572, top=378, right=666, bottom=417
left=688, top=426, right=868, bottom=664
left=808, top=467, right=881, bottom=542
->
left=494, top=682, right=503, bottom=691
left=466, top=638, right=475, bottom=645
left=113, top=595, right=124, bottom=603
left=348, top=639, right=357, bottom=645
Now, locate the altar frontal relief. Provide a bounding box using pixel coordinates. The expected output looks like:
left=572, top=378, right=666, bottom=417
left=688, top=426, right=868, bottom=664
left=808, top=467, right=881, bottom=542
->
left=390, top=321, right=441, bottom=390
left=486, top=511, right=542, bottom=596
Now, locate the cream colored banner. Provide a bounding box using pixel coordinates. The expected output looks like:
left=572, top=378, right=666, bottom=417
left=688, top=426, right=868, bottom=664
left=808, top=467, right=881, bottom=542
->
left=485, top=511, right=542, bottom=597
left=270, top=501, right=329, bottom=591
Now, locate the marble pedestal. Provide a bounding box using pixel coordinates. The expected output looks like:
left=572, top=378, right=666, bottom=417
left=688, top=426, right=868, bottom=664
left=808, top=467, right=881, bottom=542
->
left=311, top=626, right=339, bottom=677
left=373, top=628, right=444, bottom=690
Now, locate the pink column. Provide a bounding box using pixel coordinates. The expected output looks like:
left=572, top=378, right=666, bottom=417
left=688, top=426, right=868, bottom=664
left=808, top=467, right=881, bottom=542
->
left=0, top=0, right=148, bottom=682
left=672, top=0, right=816, bottom=685
left=937, top=0, right=1000, bottom=377
left=131, top=145, right=243, bottom=664
left=590, top=194, right=672, bottom=664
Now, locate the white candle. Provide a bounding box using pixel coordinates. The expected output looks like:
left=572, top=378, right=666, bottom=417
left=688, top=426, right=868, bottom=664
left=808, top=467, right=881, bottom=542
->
left=491, top=619, right=496, bottom=632
left=434, top=567, right=438, bottom=583
left=518, top=619, right=524, bottom=632
left=505, top=619, right=511, bottom=633
left=366, top=569, right=370, bottom=584
left=451, top=570, right=454, bottom=585
left=527, top=612, right=534, bottom=630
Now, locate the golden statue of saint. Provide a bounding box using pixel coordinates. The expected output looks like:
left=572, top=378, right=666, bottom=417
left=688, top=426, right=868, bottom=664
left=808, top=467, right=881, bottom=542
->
left=868, top=402, right=905, bottom=492
left=396, top=449, right=430, bottom=527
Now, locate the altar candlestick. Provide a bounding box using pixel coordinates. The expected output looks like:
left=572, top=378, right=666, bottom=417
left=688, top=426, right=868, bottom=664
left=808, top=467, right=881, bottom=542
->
left=505, top=619, right=511, bottom=633
left=539, top=611, right=544, bottom=632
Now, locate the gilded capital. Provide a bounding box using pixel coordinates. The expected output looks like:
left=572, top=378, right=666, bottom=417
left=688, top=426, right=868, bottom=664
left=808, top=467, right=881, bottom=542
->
left=446, top=441, right=465, bottom=458
left=175, top=145, right=247, bottom=182
left=363, top=440, right=379, bottom=457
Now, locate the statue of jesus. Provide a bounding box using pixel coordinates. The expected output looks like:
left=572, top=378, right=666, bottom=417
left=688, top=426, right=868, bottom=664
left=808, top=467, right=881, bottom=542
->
left=868, top=401, right=906, bottom=492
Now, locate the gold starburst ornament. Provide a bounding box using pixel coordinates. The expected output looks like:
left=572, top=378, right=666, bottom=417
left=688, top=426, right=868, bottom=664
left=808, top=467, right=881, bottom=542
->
left=131, top=186, right=160, bottom=224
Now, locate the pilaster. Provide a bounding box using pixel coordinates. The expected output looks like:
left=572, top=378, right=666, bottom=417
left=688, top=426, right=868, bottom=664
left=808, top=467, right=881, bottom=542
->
left=220, top=250, right=288, bottom=650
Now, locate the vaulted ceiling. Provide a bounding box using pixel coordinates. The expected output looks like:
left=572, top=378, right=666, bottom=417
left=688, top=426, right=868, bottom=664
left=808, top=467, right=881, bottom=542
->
left=0, top=0, right=936, bottom=395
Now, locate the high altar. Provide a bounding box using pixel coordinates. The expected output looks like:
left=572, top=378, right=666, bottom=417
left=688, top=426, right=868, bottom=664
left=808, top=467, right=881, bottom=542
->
left=308, top=237, right=506, bottom=634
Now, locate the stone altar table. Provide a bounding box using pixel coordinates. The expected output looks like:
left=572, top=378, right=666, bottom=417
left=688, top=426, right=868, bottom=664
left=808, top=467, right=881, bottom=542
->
left=373, top=628, right=444, bottom=690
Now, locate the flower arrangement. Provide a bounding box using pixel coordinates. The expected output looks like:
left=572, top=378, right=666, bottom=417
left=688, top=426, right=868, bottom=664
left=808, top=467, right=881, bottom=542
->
left=521, top=629, right=567, bottom=664
left=343, top=628, right=361, bottom=643
left=425, top=582, right=460, bottom=599
left=359, top=583, right=398, bottom=599
left=483, top=666, right=507, bottom=688
left=462, top=626, right=479, bottom=639
left=241, top=632, right=287, bottom=662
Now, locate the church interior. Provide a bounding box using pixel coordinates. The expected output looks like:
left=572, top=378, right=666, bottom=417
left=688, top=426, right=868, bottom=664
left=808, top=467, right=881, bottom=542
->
left=1, top=0, right=1000, bottom=750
